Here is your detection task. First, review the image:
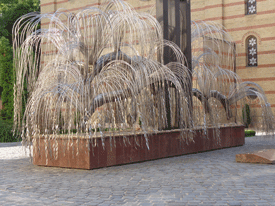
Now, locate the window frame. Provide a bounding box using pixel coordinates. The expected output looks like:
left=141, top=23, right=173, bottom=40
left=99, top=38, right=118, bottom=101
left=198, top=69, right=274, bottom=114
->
left=246, top=35, right=258, bottom=67
left=246, top=0, right=257, bottom=15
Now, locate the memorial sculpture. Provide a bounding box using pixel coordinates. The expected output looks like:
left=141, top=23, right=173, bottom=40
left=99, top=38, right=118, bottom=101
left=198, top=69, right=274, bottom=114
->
left=12, top=0, right=275, bottom=169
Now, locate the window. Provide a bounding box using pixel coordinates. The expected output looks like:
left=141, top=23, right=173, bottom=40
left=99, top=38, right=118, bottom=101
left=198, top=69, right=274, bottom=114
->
left=246, top=0, right=257, bottom=15
left=247, top=36, right=257, bottom=67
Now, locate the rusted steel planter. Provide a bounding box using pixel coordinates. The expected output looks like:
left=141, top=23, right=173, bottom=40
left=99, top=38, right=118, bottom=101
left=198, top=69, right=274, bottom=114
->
left=33, top=125, right=245, bottom=169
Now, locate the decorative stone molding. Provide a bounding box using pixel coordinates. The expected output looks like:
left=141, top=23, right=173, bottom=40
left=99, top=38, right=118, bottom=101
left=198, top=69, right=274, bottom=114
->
left=241, top=31, right=262, bottom=46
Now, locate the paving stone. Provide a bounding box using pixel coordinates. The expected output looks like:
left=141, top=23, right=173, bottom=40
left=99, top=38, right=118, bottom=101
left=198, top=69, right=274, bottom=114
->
left=200, top=201, right=215, bottom=205
left=138, top=203, right=153, bottom=206
left=1, top=136, right=275, bottom=205
left=228, top=201, right=242, bottom=206
left=256, top=204, right=272, bottom=206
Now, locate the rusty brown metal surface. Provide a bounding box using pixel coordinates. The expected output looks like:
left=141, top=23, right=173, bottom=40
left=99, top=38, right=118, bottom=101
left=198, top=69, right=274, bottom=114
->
left=33, top=126, right=245, bottom=169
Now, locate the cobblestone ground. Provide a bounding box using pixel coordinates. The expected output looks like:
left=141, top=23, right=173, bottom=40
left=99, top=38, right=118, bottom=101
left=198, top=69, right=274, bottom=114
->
left=0, top=136, right=275, bottom=206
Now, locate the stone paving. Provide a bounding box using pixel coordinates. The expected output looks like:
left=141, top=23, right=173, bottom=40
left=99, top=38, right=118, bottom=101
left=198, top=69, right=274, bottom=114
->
left=0, top=136, right=275, bottom=206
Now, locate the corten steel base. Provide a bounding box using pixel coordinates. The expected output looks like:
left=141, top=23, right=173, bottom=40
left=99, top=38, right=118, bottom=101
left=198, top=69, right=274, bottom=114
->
left=33, top=126, right=245, bottom=169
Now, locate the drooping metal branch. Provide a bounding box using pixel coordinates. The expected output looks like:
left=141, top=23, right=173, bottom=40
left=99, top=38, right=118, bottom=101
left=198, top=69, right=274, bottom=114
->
left=88, top=51, right=261, bottom=121
left=92, top=50, right=132, bottom=78
left=89, top=88, right=131, bottom=116
left=192, top=88, right=210, bottom=113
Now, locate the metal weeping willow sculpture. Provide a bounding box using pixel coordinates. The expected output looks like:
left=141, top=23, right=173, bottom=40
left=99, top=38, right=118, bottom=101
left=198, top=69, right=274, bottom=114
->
left=13, top=0, right=275, bottom=155
left=191, top=21, right=275, bottom=133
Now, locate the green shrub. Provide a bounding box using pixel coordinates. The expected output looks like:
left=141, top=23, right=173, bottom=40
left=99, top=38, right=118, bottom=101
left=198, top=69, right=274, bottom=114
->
left=0, top=37, right=14, bottom=121
left=245, top=130, right=256, bottom=137
left=242, top=104, right=251, bottom=128
left=0, top=119, right=19, bottom=142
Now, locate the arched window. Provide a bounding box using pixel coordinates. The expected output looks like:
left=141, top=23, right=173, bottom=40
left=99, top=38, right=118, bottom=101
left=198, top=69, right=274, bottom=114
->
left=246, top=0, right=257, bottom=15
left=247, top=36, right=257, bottom=67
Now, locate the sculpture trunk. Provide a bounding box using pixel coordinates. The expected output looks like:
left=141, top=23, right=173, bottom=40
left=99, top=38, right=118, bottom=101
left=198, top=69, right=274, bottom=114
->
left=156, top=0, right=192, bottom=129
